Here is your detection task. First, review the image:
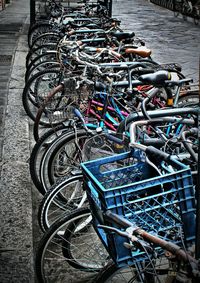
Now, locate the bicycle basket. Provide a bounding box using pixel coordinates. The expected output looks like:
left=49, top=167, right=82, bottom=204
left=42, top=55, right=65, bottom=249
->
left=82, top=132, right=130, bottom=162
left=81, top=150, right=196, bottom=266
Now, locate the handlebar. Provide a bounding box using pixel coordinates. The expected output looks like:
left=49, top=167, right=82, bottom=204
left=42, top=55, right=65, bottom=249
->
left=117, top=107, right=198, bottom=134
left=99, top=210, right=200, bottom=277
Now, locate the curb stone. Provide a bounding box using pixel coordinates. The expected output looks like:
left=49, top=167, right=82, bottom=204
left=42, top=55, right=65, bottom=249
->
left=0, top=14, right=35, bottom=282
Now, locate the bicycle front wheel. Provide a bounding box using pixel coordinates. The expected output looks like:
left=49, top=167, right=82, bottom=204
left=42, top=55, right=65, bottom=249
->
left=36, top=208, right=109, bottom=282
left=94, top=259, right=174, bottom=283
left=38, top=173, right=85, bottom=232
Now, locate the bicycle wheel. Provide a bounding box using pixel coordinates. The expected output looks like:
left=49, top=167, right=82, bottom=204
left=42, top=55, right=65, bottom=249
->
left=29, top=124, right=70, bottom=194
left=94, top=259, right=174, bottom=283
left=35, top=208, right=109, bottom=282
left=25, top=61, right=60, bottom=83
left=178, top=93, right=199, bottom=107
left=28, top=21, right=53, bottom=47
left=40, top=128, right=91, bottom=193
left=26, top=43, right=57, bottom=68
left=30, top=32, right=60, bottom=49
left=22, top=68, right=64, bottom=124
left=25, top=51, right=58, bottom=80
left=38, top=173, right=85, bottom=231
left=61, top=211, right=109, bottom=271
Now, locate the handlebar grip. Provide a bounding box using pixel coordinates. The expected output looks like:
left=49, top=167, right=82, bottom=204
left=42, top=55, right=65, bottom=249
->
left=104, top=210, right=134, bottom=228
left=142, top=138, right=165, bottom=148
left=146, top=146, right=170, bottom=162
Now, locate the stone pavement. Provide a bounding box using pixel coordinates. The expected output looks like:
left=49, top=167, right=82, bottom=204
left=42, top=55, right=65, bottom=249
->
left=0, top=0, right=199, bottom=282
left=113, top=0, right=200, bottom=83
left=0, top=0, right=30, bottom=174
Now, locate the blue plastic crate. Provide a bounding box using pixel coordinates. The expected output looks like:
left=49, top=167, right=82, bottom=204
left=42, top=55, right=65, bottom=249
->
left=81, top=150, right=196, bottom=266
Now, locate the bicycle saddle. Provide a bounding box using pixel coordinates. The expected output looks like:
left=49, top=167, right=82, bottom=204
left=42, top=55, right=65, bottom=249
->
left=138, top=70, right=171, bottom=85
left=125, top=47, right=152, bottom=58
left=112, top=31, right=135, bottom=41
left=94, top=81, right=107, bottom=91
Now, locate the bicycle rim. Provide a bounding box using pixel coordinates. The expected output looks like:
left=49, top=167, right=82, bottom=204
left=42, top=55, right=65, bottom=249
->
left=39, top=174, right=85, bottom=231
left=36, top=208, right=108, bottom=282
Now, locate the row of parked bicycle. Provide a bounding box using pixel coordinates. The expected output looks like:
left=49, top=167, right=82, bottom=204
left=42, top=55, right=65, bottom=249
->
left=23, top=0, right=199, bottom=282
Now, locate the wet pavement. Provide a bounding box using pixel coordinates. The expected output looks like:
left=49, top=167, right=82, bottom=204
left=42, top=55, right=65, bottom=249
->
left=0, top=0, right=199, bottom=282
left=113, top=0, right=200, bottom=82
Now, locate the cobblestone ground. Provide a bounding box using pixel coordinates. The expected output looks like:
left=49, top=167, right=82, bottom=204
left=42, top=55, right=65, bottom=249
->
left=113, top=0, right=200, bottom=83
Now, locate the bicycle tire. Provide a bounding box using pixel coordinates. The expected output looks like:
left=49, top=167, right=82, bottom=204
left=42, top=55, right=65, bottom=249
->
left=26, top=43, right=57, bottom=68
left=61, top=210, right=109, bottom=271
left=28, top=21, right=53, bottom=47
left=38, top=173, right=84, bottom=232
left=35, top=207, right=108, bottom=282
left=26, top=50, right=58, bottom=75
left=94, top=259, right=175, bottom=283
left=33, top=83, right=64, bottom=142
left=30, top=124, right=70, bottom=194
left=25, top=61, right=60, bottom=83
left=30, top=32, right=61, bottom=50
left=22, top=68, right=64, bottom=124
left=40, top=128, right=91, bottom=193
left=26, top=50, right=58, bottom=74
left=178, top=93, right=199, bottom=107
